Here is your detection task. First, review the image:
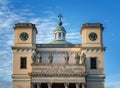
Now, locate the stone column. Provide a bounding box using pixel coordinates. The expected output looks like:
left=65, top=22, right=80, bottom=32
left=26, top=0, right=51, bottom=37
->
left=75, top=83, right=80, bottom=88
left=82, top=83, right=85, bottom=88
left=61, top=32, right=63, bottom=40
left=37, top=83, right=41, bottom=88
left=48, top=83, right=52, bottom=88
left=57, top=32, right=59, bottom=40
left=64, top=83, right=69, bottom=88
left=32, top=83, right=34, bottom=88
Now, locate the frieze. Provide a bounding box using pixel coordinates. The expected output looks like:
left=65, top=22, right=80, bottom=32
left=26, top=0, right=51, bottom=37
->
left=32, top=65, right=85, bottom=76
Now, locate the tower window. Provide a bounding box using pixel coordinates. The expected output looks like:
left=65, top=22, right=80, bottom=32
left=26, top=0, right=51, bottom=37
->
left=90, top=57, right=97, bottom=69
left=59, top=33, right=61, bottom=38
left=20, top=57, right=27, bottom=69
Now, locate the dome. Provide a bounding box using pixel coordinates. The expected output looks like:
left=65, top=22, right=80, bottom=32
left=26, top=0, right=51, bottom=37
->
left=54, top=25, right=66, bottom=33
left=48, top=14, right=72, bottom=44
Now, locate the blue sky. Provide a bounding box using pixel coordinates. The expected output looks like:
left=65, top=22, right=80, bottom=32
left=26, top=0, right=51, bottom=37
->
left=0, top=0, right=120, bottom=88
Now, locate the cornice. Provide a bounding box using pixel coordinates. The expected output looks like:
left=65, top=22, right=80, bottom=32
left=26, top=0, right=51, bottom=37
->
left=81, top=46, right=106, bottom=51
left=11, top=46, right=36, bottom=50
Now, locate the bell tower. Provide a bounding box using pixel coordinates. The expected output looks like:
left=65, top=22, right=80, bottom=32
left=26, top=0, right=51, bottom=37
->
left=14, top=23, right=37, bottom=47
left=80, top=23, right=106, bottom=88
left=81, top=23, right=103, bottom=47
left=12, top=23, right=37, bottom=88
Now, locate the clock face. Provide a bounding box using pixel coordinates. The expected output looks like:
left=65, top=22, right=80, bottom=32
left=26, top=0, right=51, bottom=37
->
left=89, top=32, right=97, bottom=41
left=20, top=32, right=29, bottom=41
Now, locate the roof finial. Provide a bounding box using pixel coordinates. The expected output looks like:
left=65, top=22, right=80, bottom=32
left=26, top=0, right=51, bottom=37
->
left=58, top=14, right=63, bottom=26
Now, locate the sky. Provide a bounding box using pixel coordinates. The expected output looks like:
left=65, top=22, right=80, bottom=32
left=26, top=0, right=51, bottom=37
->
left=0, top=0, right=120, bottom=88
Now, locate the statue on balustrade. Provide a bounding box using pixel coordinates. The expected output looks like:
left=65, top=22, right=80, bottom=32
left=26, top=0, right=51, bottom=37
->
left=75, top=53, right=80, bottom=64
left=31, top=51, right=36, bottom=63
left=64, top=53, right=69, bottom=64
left=36, top=52, right=42, bottom=63
left=81, top=53, right=86, bottom=64
left=48, top=53, right=53, bottom=63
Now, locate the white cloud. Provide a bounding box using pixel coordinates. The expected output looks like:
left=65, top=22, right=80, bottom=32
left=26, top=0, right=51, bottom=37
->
left=0, top=0, right=9, bottom=5
left=29, top=17, right=57, bottom=43
left=0, top=1, right=82, bottom=88
left=0, top=0, right=58, bottom=82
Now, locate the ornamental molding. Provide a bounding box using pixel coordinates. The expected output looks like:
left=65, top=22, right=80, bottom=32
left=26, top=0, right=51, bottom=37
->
left=12, top=74, right=30, bottom=79
left=31, top=73, right=86, bottom=77
left=38, top=51, right=80, bottom=54
left=12, top=48, right=36, bottom=53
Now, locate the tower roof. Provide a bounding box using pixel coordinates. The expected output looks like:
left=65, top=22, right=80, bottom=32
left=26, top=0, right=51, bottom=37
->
left=48, top=14, right=72, bottom=44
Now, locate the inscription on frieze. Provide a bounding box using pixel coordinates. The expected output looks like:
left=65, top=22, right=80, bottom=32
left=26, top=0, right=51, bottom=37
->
left=32, top=65, right=85, bottom=73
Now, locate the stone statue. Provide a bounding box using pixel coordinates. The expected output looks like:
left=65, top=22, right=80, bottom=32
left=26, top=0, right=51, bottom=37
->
left=75, top=53, right=80, bottom=64
left=36, top=52, right=42, bottom=63
left=48, top=53, right=53, bottom=64
left=31, top=52, right=36, bottom=63
left=81, top=53, right=86, bottom=64
left=64, top=53, right=69, bottom=64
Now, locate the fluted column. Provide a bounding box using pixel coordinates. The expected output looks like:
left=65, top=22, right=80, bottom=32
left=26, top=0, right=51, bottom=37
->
left=75, top=83, right=80, bottom=88
left=64, top=83, right=69, bottom=88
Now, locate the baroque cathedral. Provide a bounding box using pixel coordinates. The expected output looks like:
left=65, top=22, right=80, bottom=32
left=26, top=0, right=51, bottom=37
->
left=11, top=14, right=106, bottom=88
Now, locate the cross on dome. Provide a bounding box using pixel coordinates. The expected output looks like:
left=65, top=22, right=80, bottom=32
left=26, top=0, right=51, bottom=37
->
left=58, top=14, right=63, bottom=21
left=58, top=14, right=63, bottom=26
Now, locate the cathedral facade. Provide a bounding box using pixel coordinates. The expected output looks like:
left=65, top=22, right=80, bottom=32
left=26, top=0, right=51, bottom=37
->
left=11, top=15, right=106, bottom=88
